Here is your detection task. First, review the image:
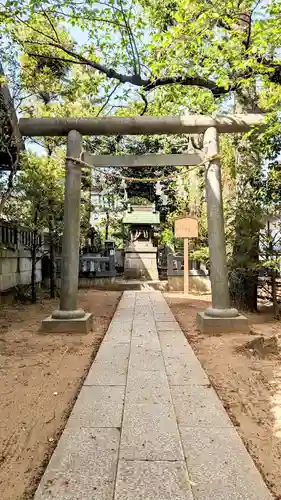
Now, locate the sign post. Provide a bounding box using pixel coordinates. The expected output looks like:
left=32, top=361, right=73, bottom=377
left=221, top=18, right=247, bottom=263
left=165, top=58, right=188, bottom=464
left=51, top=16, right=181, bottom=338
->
left=175, top=217, right=198, bottom=295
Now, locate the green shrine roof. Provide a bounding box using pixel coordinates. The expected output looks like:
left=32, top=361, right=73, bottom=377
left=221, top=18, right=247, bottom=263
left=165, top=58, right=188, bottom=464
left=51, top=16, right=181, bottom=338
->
left=123, top=211, right=160, bottom=225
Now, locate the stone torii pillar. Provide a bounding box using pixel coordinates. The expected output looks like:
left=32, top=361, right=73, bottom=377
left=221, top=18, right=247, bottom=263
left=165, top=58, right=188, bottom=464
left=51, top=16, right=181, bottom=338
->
left=196, top=127, right=248, bottom=333
left=42, top=130, right=93, bottom=333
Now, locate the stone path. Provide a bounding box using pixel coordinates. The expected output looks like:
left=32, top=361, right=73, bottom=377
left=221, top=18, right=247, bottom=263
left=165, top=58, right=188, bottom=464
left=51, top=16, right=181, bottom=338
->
left=34, top=291, right=273, bottom=500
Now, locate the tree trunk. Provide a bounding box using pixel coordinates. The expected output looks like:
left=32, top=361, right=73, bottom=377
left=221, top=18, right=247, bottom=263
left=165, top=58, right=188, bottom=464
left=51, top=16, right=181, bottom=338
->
left=31, top=229, right=37, bottom=303
left=229, top=88, right=262, bottom=311
left=49, top=232, right=55, bottom=298
left=48, top=216, right=56, bottom=299
left=105, top=211, right=110, bottom=240
left=271, top=269, right=278, bottom=318
left=228, top=10, right=261, bottom=312
left=229, top=164, right=260, bottom=310
left=229, top=269, right=258, bottom=311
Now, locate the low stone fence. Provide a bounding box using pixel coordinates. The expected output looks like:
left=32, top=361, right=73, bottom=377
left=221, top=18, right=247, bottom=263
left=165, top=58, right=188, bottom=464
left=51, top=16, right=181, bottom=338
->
left=52, top=254, right=117, bottom=289
left=167, top=255, right=211, bottom=293
left=80, top=254, right=116, bottom=278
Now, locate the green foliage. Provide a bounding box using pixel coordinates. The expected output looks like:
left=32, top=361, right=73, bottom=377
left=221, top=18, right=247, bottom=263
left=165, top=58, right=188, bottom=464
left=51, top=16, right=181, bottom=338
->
left=6, top=152, right=65, bottom=230
left=190, top=247, right=209, bottom=265
left=1, top=0, right=280, bottom=117
left=3, top=151, right=65, bottom=302
left=129, top=196, right=151, bottom=206
left=160, top=227, right=174, bottom=246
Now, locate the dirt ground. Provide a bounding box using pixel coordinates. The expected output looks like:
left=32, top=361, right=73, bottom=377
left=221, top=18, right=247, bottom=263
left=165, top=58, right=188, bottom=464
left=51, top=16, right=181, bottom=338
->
left=0, top=289, right=121, bottom=500
left=166, top=293, right=281, bottom=500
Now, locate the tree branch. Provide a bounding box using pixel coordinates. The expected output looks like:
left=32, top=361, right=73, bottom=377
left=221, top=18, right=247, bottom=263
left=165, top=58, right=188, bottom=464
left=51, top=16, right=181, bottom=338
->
left=49, top=9, right=127, bottom=28
left=144, top=75, right=232, bottom=95
left=19, top=17, right=234, bottom=96
left=95, top=82, right=121, bottom=117
left=26, top=51, right=88, bottom=66
left=41, top=9, right=61, bottom=43
left=26, top=49, right=232, bottom=96
left=118, top=0, right=140, bottom=74
left=139, top=91, right=148, bottom=115
left=14, top=13, right=60, bottom=45
left=24, top=38, right=148, bottom=85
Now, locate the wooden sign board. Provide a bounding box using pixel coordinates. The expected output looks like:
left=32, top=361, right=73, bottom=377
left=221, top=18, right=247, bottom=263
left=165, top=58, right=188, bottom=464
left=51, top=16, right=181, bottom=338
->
left=175, top=217, right=198, bottom=239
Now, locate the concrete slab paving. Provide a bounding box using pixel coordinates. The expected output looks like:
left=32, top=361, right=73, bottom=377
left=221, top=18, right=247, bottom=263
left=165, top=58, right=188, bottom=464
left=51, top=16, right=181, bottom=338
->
left=171, top=384, right=233, bottom=427
left=156, top=320, right=182, bottom=331
left=152, top=305, right=172, bottom=314
left=163, top=352, right=210, bottom=386
left=132, top=322, right=157, bottom=336
left=84, top=342, right=130, bottom=386
left=180, top=426, right=273, bottom=500
left=104, top=320, right=133, bottom=343
left=158, top=332, right=210, bottom=385
left=117, top=298, right=136, bottom=308
left=131, top=336, right=161, bottom=351
left=84, top=360, right=128, bottom=386
left=34, top=427, right=120, bottom=500
left=67, top=385, right=125, bottom=428
left=95, top=341, right=130, bottom=362
left=104, top=327, right=132, bottom=343
left=126, top=369, right=169, bottom=402
left=112, top=312, right=134, bottom=322
left=119, top=399, right=184, bottom=460
left=129, top=343, right=164, bottom=371
left=34, top=291, right=273, bottom=500
left=114, top=460, right=194, bottom=500
left=154, top=313, right=176, bottom=321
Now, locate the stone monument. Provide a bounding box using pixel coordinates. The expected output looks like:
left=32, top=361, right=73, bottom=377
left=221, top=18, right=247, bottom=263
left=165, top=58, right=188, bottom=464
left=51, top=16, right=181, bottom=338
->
left=123, top=204, right=160, bottom=280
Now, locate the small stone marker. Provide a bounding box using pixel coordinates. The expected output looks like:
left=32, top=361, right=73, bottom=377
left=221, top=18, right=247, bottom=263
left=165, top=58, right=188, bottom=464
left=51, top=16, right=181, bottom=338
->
left=175, top=217, right=198, bottom=295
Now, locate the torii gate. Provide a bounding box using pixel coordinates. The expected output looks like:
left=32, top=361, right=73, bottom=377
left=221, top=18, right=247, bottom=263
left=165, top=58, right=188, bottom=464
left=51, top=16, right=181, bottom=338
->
left=19, top=114, right=265, bottom=334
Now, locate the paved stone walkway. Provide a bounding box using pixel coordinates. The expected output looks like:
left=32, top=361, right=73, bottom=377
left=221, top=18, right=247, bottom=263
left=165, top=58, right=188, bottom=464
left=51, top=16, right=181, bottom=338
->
left=34, top=291, right=273, bottom=500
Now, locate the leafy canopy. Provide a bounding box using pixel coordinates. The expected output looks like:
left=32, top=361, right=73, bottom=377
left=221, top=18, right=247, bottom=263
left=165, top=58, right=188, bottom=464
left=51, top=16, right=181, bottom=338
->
left=1, top=0, right=281, bottom=115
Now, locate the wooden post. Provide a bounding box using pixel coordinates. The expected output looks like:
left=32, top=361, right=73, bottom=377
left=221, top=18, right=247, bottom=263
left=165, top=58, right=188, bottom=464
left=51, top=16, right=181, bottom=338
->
left=184, top=238, right=189, bottom=295
left=175, top=217, right=198, bottom=295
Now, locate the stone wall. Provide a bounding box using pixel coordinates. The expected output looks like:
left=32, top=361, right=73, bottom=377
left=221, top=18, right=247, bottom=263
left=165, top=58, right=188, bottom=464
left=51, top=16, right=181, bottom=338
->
left=167, top=255, right=211, bottom=293
left=0, top=249, right=41, bottom=292
left=168, top=274, right=211, bottom=294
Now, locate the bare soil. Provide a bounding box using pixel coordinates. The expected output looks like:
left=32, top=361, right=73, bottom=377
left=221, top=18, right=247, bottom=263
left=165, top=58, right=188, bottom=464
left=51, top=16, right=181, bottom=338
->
left=0, top=289, right=121, bottom=500
left=166, top=293, right=281, bottom=500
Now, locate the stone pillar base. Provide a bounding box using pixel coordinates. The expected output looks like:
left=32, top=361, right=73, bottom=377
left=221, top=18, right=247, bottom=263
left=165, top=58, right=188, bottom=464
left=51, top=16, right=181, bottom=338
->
left=41, top=313, right=93, bottom=334
left=197, top=312, right=249, bottom=334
